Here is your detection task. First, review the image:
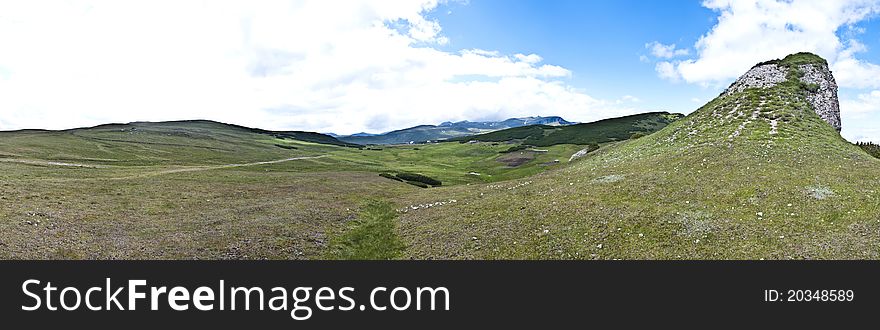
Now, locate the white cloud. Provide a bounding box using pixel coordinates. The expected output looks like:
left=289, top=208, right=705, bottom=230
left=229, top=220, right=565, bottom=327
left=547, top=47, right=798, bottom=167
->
left=645, top=42, right=689, bottom=59
left=841, top=90, right=880, bottom=114
left=620, top=95, right=641, bottom=103
left=655, top=62, right=681, bottom=82
left=845, top=128, right=880, bottom=143
left=0, top=0, right=632, bottom=134
left=832, top=40, right=880, bottom=89
left=514, top=53, right=543, bottom=64
left=837, top=90, right=880, bottom=141
left=655, top=0, right=880, bottom=88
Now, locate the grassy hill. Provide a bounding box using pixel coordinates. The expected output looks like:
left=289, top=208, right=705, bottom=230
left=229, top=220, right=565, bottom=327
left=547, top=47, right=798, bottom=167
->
left=452, top=112, right=684, bottom=147
left=0, top=120, right=358, bottom=166
left=394, top=53, right=880, bottom=260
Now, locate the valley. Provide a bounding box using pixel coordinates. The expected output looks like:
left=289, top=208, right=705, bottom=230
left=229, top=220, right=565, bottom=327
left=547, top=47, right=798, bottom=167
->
left=0, top=116, right=650, bottom=259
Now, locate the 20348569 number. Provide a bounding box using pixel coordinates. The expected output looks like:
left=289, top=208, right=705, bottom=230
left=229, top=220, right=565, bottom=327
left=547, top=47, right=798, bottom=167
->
left=764, top=289, right=854, bottom=302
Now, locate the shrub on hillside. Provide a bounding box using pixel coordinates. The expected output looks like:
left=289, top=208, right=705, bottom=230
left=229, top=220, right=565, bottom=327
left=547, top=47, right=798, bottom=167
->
left=395, top=173, right=442, bottom=186
left=405, top=181, right=430, bottom=188
left=801, top=82, right=820, bottom=93
left=630, top=132, right=646, bottom=139
left=857, top=142, right=880, bottom=159
left=379, top=172, right=404, bottom=182
left=500, top=145, right=529, bottom=153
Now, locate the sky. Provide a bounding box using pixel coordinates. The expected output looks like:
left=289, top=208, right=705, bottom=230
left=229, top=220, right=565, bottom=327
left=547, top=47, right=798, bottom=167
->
left=1, top=1, right=880, bottom=142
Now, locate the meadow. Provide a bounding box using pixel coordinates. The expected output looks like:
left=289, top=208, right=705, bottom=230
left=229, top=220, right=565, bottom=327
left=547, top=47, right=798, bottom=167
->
left=0, top=121, right=590, bottom=259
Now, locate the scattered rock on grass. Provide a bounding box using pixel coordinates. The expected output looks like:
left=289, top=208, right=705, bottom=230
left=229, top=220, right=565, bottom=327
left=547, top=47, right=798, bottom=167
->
left=592, top=174, right=624, bottom=184
left=806, top=185, right=835, bottom=199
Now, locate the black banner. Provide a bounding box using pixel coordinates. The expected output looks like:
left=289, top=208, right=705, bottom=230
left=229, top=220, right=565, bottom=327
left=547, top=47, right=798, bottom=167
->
left=0, top=261, right=876, bottom=328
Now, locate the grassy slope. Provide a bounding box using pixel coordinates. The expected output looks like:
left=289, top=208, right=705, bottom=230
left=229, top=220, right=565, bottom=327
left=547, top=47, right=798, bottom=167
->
left=325, top=201, right=405, bottom=260
left=395, top=55, right=880, bottom=260
left=0, top=120, right=581, bottom=185
left=308, top=142, right=586, bottom=185
left=452, top=112, right=683, bottom=147
left=0, top=165, right=413, bottom=259
left=0, top=120, right=354, bottom=166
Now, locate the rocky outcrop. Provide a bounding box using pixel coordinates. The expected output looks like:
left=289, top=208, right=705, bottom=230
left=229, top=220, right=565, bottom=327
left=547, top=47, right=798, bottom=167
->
left=722, top=64, right=788, bottom=96
left=569, top=147, right=592, bottom=162
left=720, top=60, right=841, bottom=132
left=798, top=64, right=841, bottom=131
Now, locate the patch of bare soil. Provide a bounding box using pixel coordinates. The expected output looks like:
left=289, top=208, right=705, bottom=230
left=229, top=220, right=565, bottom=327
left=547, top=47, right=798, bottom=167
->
left=496, top=151, right=536, bottom=167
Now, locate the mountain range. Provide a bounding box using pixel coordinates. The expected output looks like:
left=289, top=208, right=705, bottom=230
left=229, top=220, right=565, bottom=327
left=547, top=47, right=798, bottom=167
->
left=451, top=112, right=683, bottom=147
left=336, top=116, right=575, bottom=145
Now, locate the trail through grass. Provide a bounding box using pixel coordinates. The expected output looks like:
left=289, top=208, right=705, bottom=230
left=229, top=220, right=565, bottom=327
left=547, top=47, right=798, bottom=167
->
left=326, top=201, right=405, bottom=260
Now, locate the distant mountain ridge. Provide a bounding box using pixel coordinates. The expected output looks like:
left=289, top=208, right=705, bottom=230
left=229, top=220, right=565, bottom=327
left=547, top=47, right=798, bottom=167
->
left=337, top=116, right=576, bottom=145
left=439, top=116, right=575, bottom=129
left=452, top=112, right=684, bottom=147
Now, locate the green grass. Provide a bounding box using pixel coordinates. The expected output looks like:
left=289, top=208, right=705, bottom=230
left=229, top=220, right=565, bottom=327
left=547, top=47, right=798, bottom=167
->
left=754, top=52, right=828, bottom=68
left=270, top=140, right=587, bottom=185
left=0, top=165, right=415, bottom=259
left=0, top=120, right=333, bottom=166
left=325, top=201, right=405, bottom=260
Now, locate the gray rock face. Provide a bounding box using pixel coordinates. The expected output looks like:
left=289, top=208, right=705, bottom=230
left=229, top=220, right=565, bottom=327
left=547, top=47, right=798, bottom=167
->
left=721, top=62, right=841, bottom=132
left=722, top=64, right=788, bottom=96
left=798, top=64, right=841, bottom=131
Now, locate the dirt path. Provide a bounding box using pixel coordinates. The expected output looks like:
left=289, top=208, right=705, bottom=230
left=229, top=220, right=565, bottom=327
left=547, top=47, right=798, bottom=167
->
left=0, top=158, right=108, bottom=168
left=1, top=155, right=330, bottom=179
left=117, top=155, right=330, bottom=179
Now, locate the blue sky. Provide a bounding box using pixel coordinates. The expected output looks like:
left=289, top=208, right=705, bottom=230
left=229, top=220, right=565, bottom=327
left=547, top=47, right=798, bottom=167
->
left=428, top=0, right=719, bottom=111
left=1, top=0, right=880, bottom=142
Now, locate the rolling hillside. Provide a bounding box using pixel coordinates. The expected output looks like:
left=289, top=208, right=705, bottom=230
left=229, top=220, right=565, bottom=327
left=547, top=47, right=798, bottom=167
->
left=0, top=120, right=357, bottom=166
left=0, top=118, right=589, bottom=259
left=395, top=52, right=880, bottom=260
left=452, top=112, right=683, bottom=147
